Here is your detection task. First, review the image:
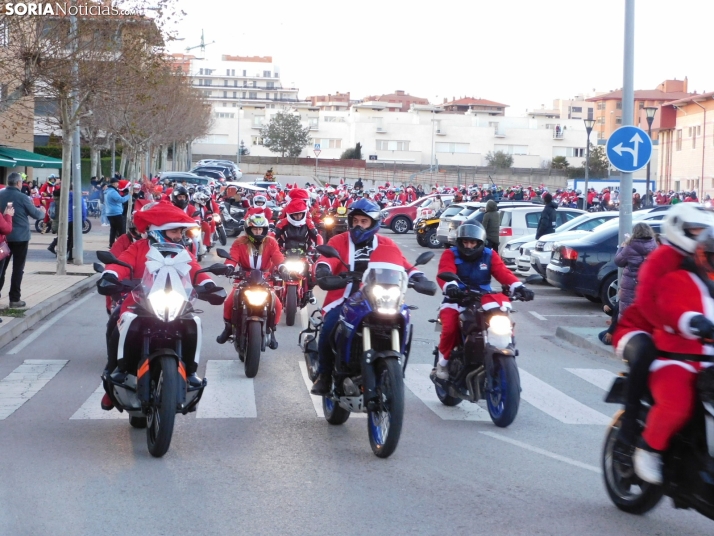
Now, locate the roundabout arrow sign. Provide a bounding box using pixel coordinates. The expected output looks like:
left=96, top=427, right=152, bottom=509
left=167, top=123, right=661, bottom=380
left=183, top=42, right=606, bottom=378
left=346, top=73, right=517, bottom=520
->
left=606, top=125, right=652, bottom=173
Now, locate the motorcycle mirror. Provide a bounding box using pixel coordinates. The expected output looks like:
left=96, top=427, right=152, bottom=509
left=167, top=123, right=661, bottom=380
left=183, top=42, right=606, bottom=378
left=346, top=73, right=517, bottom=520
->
left=207, top=263, right=229, bottom=275
left=93, top=262, right=105, bottom=273
left=198, top=287, right=227, bottom=305
left=97, top=251, right=120, bottom=265
left=216, top=248, right=232, bottom=260
left=437, top=272, right=461, bottom=283
left=315, top=245, right=340, bottom=259
left=414, top=252, right=434, bottom=266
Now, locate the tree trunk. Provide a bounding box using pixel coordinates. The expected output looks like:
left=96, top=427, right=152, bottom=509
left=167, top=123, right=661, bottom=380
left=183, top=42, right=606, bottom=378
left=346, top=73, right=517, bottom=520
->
left=119, top=150, right=127, bottom=178
left=160, top=145, right=168, bottom=173
left=90, top=148, right=99, bottom=182
left=56, top=124, right=72, bottom=276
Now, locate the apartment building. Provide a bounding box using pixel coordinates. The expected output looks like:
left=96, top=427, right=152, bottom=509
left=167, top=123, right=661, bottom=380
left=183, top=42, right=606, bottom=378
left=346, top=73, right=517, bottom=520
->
left=439, top=97, right=507, bottom=116
left=586, top=79, right=691, bottom=141
left=528, top=92, right=603, bottom=120
left=306, top=92, right=354, bottom=112
left=360, top=90, right=429, bottom=113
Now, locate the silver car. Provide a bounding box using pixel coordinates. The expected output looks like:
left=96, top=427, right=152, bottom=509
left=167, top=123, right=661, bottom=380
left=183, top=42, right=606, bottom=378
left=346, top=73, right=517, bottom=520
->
left=436, top=203, right=468, bottom=245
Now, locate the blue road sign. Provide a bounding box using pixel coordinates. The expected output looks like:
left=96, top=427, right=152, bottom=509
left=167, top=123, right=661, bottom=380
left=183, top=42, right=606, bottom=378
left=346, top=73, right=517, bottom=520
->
left=606, top=125, right=652, bottom=173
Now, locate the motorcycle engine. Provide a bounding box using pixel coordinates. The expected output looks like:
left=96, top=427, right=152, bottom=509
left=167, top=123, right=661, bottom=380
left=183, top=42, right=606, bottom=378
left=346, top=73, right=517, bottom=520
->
left=449, top=354, right=464, bottom=379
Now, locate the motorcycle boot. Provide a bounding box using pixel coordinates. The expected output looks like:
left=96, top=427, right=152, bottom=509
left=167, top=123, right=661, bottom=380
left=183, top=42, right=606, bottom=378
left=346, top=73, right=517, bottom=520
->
left=311, top=373, right=331, bottom=396
left=435, top=363, right=449, bottom=380
left=216, top=321, right=232, bottom=344
left=634, top=445, right=663, bottom=485
left=268, top=327, right=278, bottom=350
left=187, top=373, right=202, bottom=388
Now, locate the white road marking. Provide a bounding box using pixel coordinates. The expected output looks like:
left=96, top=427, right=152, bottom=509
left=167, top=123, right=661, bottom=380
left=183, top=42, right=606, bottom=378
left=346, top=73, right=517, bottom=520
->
left=404, top=364, right=490, bottom=421
left=479, top=431, right=601, bottom=474
left=8, top=292, right=96, bottom=355
left=70, top=383, right=124, bottom=420
left=519, top=368, right=611, bottom=425
left=197, top=360, right=257, bottom=418
left=297, top=361, right=366, bottom=418
left=0, top=360, right=67, bottom=419
left=566, top=368, right=618, bottom=391
left=529, top=311, right=547, bottom=321
left=300, top=307, right=308, bottom=330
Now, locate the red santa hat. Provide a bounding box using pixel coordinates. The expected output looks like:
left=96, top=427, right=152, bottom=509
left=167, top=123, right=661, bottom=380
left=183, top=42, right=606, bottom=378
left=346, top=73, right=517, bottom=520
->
left=245, top=207, right=267, bottom=218
left=118, top=179, right=130, bottom=191
left=133, top=202, right=198, bottom=233
left=288, top=188, right=310, bottom=201
left=284, top=198, right=307, bottom=214
left=363, top=245, right=408, bottom=278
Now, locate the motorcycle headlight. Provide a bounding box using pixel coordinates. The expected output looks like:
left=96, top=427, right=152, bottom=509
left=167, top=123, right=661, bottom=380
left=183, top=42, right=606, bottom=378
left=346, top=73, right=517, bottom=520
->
left=284, top=260, right=305, bottom=273
left=489, top=315, right=512, bottom=336
left=324, top=217, right=335, bottom=226
left=187, top=227, right=201, bottom=239
left=148, top=289, right=186, bottom=322
left=244, top=288, right=269, bottom=306
left=370, top=284, right=403, bottom=315
left=212, top=213, right=221, bottom=222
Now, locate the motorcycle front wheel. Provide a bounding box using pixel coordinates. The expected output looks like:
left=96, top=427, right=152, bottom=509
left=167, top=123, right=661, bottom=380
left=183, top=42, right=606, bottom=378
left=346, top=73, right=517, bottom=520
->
left=285, top=285, right=298, bottom=326
left=146, top=357, right=178, bottom=458
left=368, top=358, right=404, bottom=458
left=602, top=410, right=663, bottom=514
left=244, top=320, right=262, bottom=378
left=486, top=357, right=520, bottom=428
left=82, top=219, right=91, bottom=234
left=217, top=225, right=227, bottom=245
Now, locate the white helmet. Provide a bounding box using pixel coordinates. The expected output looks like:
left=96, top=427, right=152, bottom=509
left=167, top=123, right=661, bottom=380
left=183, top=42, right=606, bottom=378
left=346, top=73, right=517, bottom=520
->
left=253, top=195, right=267, bottom=207
left=287, top=210, right=307, bottom=227
left=663, top=203, right=714, bottom=253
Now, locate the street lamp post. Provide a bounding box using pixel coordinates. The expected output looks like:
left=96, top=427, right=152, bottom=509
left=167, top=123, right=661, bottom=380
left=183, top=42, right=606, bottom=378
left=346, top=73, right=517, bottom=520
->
left=236, top=104, right=242, bottom=165
left=644, top=106, right=657, bottom=207
left=582, top=118, right=595, bottom=210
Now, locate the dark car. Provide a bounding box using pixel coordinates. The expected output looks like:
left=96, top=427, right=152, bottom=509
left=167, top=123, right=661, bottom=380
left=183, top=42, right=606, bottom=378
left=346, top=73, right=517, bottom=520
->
left=158, top=172, right=212, bottom=188
left=545, top=218, right=662, bottom=309
left=192, top=169, right=226, bottom=182
left=191, top=165, right=236, bottom=181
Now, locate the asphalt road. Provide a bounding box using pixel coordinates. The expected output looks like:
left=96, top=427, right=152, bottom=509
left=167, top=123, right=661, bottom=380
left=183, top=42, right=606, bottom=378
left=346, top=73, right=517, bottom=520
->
left=0, top=229, right=709, bottom=535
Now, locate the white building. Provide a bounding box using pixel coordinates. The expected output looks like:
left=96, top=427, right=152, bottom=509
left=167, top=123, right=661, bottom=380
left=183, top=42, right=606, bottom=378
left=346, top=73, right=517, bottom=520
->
left=527, top=91, right=606, bottom=121
left=194, top=102, right=599, bottom=170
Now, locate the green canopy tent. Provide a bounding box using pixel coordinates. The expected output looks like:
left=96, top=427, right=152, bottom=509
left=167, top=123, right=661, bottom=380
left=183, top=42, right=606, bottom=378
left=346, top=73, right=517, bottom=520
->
left=0, top=146, right=62, bottom=168
left=0, top=154, right=17, bottom=168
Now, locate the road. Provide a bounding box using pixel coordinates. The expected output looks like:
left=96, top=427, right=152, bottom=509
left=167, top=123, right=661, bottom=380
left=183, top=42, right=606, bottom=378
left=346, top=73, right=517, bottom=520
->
left=0, top=229, right=709, bottom=535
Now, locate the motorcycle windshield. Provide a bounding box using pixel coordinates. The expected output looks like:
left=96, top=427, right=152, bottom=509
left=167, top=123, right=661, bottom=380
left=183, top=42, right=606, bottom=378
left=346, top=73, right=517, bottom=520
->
left=363, top=266, right=407, bottom=315
left=133, top=243, right=196, bottom=322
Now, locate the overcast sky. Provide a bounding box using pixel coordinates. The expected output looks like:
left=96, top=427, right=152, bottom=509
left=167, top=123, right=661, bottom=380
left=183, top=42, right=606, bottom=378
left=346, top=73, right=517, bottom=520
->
left=166, top=0, right=713, bottom=116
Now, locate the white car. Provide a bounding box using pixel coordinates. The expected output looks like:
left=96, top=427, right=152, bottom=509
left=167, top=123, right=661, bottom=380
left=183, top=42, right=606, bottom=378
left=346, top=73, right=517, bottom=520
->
left=498, top=206, right=585, bottom=252
left=501, top=237, right=532, bottom=270
left=415, top=195, right=453, bottom=221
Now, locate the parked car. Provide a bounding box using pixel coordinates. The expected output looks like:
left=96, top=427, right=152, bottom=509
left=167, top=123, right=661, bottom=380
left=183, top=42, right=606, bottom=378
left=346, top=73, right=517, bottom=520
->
left=158, top=172, right=212, bottom=188
left=194, top=160, right=243, bottom=180
left=498, top=206, right=585, bottom=252
left=191, top=165, right=236, bottom=181
left=249, top=180, right=284, bottom=190
left=446, top=201, right=537, bottom=246
left=191, top=169, right=226, bottom=182
left=436, top=203, right=469, bottom=244
left=380, top=195, right=440, bottom=234
left=545, top=216, right=663, bottom=310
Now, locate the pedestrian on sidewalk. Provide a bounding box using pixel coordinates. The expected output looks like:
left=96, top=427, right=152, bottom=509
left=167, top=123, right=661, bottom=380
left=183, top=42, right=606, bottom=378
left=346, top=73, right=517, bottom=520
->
left=481, top=199, right=500, bottom=250
left=535, top=193, right=558, bottom=239
left=105, top=177, right=129, bottom=247
left=0, top=173, right=45, bottom=307
left=614, top=222, right=658, bottom=318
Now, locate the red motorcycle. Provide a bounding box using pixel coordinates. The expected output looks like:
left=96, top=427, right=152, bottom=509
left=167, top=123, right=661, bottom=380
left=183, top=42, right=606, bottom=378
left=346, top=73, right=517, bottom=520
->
left=276, top=248, right=315, bottom=326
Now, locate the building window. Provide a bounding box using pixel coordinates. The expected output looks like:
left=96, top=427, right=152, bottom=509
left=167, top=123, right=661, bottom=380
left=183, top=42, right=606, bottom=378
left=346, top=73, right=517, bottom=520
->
left=598, top=116, right=605, bottom=125
left=267, top=81, right=274, bottom=89
left=214, top=112, right=235, bottom=119
left=233, top=80, right=237, bottom=87
left=615, top=116, right=622, bottom=125
left=233, top=92, right=237, bottom=98
left=376, top=140, right=410, bottom=151
left=435, top=142, right=469, bottom=153
left=198, top=79, right=203, bottom=86
left=571, top=106, right=582, bottom=113
left=263, top=70, right=271, bottom=77
left=676, top=129, right=682, bottom=151
left=253, top=117, right=264, bottom=127
left=494, top=144, right=528, bottom=155
left=242, top=92, right=246, bottom=98
left=224, top=80, right=228, bottom=86
left=252, top=81, right=257, bottom=87
left=638, top=102, right=644, bottom=109
left=553, top=147, right=585, bottom=158
left=199, top=68, right=203, bottom=75
left=317, top=139, right=341, bottom=149
left=249, top=92, right=257, bottom=99
left=324, top=116, right=346, bottom=123
left=205, top=79, right=212, bottom=86
left=204, top=91, right=212, bottom=97
left=693, top=132, right=697, bottom=149
left=223, top=91, right=227, bottom=98
left=597, top=102, right=606, bottom=110
left=226, top=69, right=230, bottom=76
left=616, top=101, right=622, bottom=110
left=251, top=136, right=264, bottom=146
left=587, top=107, right=594, bottom=119
left=242, top=70, right=246, bottom=76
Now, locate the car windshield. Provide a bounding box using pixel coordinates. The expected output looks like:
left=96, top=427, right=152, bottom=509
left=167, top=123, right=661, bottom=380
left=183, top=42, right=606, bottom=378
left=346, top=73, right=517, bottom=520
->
left=456, top=207, right=477, bottom=218
left=441, top=205, right=463, bottom=218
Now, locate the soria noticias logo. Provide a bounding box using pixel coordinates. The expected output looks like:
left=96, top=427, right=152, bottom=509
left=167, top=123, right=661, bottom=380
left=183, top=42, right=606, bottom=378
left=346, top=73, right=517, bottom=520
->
left=4, top=3, right=142, bottom=16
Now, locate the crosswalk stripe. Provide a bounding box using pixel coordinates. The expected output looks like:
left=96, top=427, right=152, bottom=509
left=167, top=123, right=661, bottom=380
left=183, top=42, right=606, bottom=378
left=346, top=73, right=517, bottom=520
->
left=519, top=368, right=611, bottom=425
left=404, top=364, right=491, bottom=421
left=197, top=360, right=257, bottom=418
left=70, top=384, right=124, bottom=420
left=566, top=368, right=618, bottom=391
left=297, top=361, right=366, bottom=418
left=0, top=360, right=67, bottom=420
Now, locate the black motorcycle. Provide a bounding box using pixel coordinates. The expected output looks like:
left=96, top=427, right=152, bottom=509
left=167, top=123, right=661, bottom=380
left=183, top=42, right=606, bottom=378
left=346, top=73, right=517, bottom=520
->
left=429, top=272, right=525, bottom=428
left=220, top=201, right=246, bottom=237
left=217, top=248, right=277, bottom=378
left=96, top=247, right=227, bottom=457
left=602, top=366, right=714, bottom=520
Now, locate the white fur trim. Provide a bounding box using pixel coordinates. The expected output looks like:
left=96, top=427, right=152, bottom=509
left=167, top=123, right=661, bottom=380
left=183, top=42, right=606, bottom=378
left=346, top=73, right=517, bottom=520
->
left=650, top=359, right=698, bottom=374
left=367, top=261, right=405, bottom=273
left=442, top=280, right=458, bottom=292
left=678, top=311, right=702, bottom=340
left=102, top=270, right=119, bottom=278
left=196, top=279, right=212, bottom=286
left=149, top=222, right=196, bottom=231
left=615, top=330, right=650, bottom=360
left=509, top=281, right=523, bottom=294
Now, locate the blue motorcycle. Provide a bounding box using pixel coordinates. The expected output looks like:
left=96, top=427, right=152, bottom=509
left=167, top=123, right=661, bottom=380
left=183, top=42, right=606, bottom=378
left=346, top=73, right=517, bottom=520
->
left=301, top=245, right=437, bottom=458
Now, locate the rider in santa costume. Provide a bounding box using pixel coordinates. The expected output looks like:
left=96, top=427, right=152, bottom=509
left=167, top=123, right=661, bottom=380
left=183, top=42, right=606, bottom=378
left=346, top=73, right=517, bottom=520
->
left=97, top=203, right=221, bottom=410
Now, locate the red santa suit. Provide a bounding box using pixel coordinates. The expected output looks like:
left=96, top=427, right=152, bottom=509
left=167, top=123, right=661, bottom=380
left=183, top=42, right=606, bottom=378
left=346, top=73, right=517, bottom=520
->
left=397, top=192, right=408, bottom=205
left=642, top=270, right=714, bottom=451
left=320, top=195, right=340, bottom=210
left=435, top=247, right=520, bottom=362
left=315, top=232, right=421, bottom=315
left=222, top=234, right=284, bottom=323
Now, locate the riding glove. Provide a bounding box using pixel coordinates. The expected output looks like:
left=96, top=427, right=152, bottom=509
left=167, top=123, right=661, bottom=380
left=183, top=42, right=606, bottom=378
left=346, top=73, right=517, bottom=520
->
left=513, top=285, right=534, bottom=301
left=690, top=314, right=714, bottom=340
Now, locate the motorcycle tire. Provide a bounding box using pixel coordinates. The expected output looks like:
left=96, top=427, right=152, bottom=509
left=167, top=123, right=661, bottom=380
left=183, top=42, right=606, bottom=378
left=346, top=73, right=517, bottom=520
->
left=217, top=225, right=227, bottom=246
left=35, top=219, right=48, bottom=233
left=82, top=219, right=91, bottom=234
left=486, top=357, right=520, bottom=428
left=368, top=358, right=404, bottom=458
left=129, top=415, right=147, bottom=429
left=602, top=410, right=663, bottom=514
left=323, top=396, right=350, bottom=425
left=244, top=321, right=262, bottom=378
left=285, top=285, right=298, bottom=326
left=146, top=356, right=178, bottom=458
left=435, top=381, right=462, bottom=407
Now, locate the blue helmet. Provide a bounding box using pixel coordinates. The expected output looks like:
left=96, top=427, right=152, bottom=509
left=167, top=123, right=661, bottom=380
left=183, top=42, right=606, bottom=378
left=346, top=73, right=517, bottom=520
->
left=347, top=198, right=381, bottom=244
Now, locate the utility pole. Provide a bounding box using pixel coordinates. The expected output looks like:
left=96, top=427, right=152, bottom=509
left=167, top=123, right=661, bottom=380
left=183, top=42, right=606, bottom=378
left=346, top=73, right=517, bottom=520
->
left=619, top=0, right=635, bottom=245
left=70, top=5, right=83, bottom=266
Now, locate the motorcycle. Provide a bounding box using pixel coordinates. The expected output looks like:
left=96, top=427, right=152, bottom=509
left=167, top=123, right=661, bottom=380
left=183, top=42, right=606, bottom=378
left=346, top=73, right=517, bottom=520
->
left=301, top=245, right=437, bottom=458
left=319, top=206, right=348, bottom=242
left=96, top=247, right=227, bottom=457
left=275, top=247, right=315, bottom=326
left=36, top=218, right=92, bottom=234
left=216, top=248, right=277, bottom=378
left=220, top=201, right=246, bottom=237
left=429, top=272, right=525, bottom=428
left=601, top=365, right=714, bottom=520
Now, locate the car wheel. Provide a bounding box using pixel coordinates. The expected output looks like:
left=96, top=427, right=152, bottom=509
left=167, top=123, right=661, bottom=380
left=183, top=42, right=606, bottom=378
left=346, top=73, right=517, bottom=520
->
left=390, top=216, right=410, bottom=234
left=585, top=295, right=602, bottom=304
left=599, top=273, right=618, bottom=310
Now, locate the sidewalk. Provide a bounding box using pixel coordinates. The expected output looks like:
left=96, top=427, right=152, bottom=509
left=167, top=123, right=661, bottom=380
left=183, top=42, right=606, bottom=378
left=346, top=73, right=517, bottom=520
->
left=555, top=326, right=620, bottom=361
left=0, top=225, right=106, bottom=348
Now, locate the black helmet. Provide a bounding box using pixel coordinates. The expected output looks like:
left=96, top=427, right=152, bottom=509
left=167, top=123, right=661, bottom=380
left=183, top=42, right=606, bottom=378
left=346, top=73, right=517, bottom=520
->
left=456, top=223, right=486, bottom=261
left=171, top=186, right=189, bottom=209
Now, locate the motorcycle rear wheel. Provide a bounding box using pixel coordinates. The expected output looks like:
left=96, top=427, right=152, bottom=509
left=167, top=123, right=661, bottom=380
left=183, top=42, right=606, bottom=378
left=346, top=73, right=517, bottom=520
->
left=285, top=285, right=298, bottom=326
left=244, top=321, right=262, bottom=378
left=129, top=415, right=147, bottom=429
left=146, top=357, right=178, bottom=458
left=602, top=410, right=663, bottom=514
left=368, top=358, right=404, bottom=458
left=217, top=225, right=227, bottom=245
left=323, top=396, right=350, bottom=425
left=435, top=381, right=462, bottom=406
left=486, top=357, right=520, bottom=428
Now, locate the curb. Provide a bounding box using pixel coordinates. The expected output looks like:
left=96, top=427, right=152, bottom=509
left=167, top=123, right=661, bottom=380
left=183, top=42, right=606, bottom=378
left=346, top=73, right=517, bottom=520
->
left=555, top=326, right=619, bottom=361
left=0, top=273, right=100, bottom=350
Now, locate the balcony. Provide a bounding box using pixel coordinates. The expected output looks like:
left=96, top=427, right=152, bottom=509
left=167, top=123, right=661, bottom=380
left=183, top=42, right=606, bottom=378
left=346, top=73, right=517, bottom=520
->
left=376, top=126, right=386, bottom=133
left=553, top=130, right=564, bottom=139
left=436, top=129, right=446, bottom=136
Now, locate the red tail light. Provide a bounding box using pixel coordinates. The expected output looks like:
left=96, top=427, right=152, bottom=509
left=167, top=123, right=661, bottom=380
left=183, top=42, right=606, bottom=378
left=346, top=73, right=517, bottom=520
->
left=561, top=246, right=578, bottom=261
left=499, top=227, right=513, bottom=237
